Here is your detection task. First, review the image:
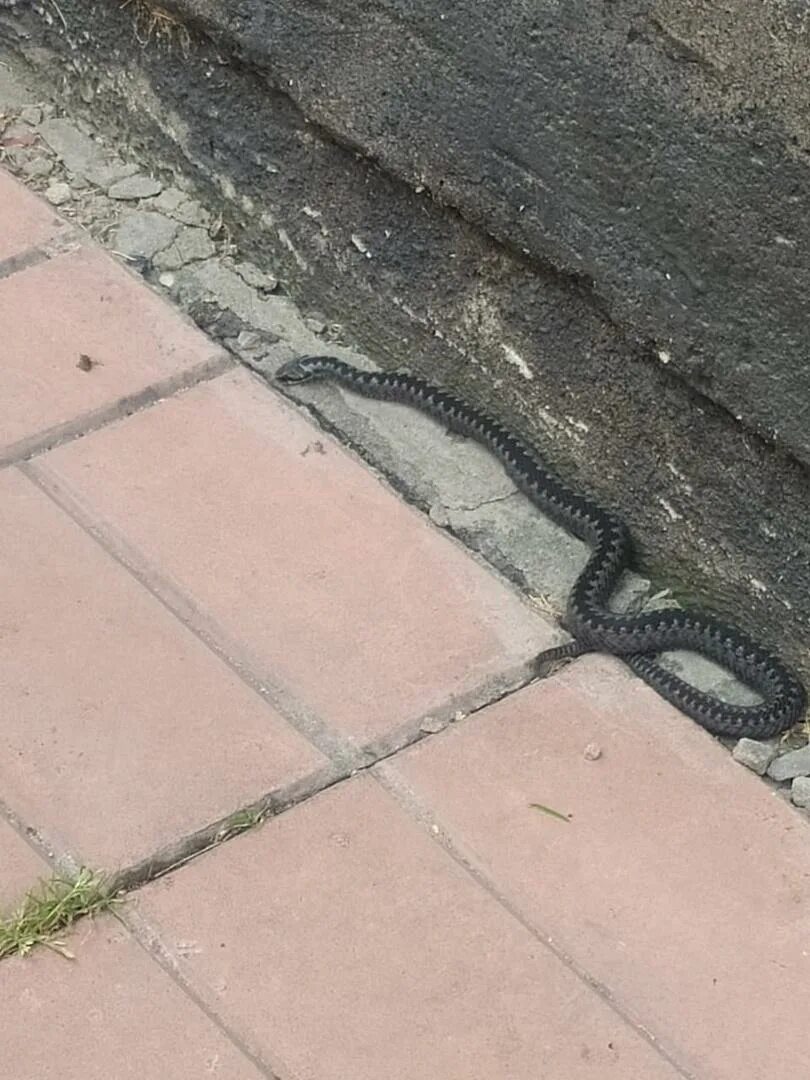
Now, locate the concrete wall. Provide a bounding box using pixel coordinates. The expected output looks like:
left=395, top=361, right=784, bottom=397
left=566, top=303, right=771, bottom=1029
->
left=167, top=0, right=810, bottom=467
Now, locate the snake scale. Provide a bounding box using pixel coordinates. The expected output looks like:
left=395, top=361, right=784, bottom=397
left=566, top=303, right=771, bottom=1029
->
left=276, top=355, right=806, bottom=739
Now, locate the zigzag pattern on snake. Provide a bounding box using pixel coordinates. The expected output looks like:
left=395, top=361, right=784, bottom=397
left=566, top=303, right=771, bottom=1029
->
left=276, top=355, right=806, bottom=739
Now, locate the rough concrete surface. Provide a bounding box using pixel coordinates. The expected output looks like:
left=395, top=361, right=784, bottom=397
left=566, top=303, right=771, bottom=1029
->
left=1, top=4, right=808, bottom=691
left=164, top=0, right=810, bottom=464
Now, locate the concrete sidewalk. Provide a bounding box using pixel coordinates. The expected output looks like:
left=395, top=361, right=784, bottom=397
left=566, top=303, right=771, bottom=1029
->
left=2, top=167, right=809, bottom=1080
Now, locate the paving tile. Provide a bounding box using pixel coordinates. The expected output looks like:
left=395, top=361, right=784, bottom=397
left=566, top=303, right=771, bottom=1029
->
left=392, top=656, right=810, bottom=1080
left=4, top=916, right=267, bottom=1080
left=0, top=819, right=50, bottom=915
left=40, top=368, right=552, bottom=745
left=0, top=243, right=228, bottom=462
left=0, top=469, right=325, bottom=871
left=137, top=775, right=681, bottom=1080
left=0, top=167, right=66, bottom=261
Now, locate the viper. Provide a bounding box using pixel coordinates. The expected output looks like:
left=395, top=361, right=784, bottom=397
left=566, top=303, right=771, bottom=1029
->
left=276, top=355, right=806, bottom=740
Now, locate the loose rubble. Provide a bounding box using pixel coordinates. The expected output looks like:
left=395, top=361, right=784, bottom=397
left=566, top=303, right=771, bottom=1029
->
left=767, top=745, right=810, bottom=783
left=731, top=737, right=779, bottom=776
left=107, top=173, right=162, bottom=200
left=44, top=179, right=70, bottom=205
left=791, top=777, right=810, bottom=808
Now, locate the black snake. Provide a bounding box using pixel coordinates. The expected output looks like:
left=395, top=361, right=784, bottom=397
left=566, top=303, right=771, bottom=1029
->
left=276, top=355, right=806, bottom=739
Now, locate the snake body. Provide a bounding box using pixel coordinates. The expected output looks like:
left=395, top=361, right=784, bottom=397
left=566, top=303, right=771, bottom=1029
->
left=276, top=355, right=806, bottom=739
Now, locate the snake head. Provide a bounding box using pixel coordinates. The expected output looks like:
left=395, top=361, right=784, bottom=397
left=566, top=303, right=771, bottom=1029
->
left=276, top=355, right=332, bottom=383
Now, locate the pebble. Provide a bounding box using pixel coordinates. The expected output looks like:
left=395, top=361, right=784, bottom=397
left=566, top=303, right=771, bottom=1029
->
left=428, top=502, right=450, bottom=528
left=791, top=776, right=810, bottom=808
left=86, top=160, right=140, bottom=191
left=351, top=232, right=372, bottom=257
left=44, top=181, right=72, bottom=206
left=19, top=105, right=42, bottom=127
left=305, top=316, right=327, bottom=335
left=150, top=187, right=187, bottom=214
left=108, top=174, right=163, bottom=200
left=153, top=225, right=216, bottom=270
left=21, top=156, right=53, bottom=179
left=583, top=742, right=602, bottom=761
left=113, top=210, right=177, bottom=260
left=1, top=121, right=37, bottom=147
left=38, top=117, right=106, bottom=180
left=732, top=737, right=778, bottom=776
left=419, top=716, right=445, bottom=735
left=236, top=330, right=264, bottom=352
left=233, top=260, right=278, bottom=293
left=767, top=744, right=810, bottom=782
left=174, top=197, right=211, bottom=228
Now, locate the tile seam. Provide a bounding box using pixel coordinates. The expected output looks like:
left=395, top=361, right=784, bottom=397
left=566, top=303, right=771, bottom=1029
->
left=372, top=761, right=702, bottom=1080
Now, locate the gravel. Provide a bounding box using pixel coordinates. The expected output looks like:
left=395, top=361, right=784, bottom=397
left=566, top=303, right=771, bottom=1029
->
left=731, top=737, right=779, bottom=776
left=767, top=745, right=810, bottom=782
left=44, top=180, right=71, bottom=206
left=108, top=174, right=163, bottom=200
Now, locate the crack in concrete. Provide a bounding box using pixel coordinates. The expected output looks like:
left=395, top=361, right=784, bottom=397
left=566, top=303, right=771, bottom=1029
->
left=441, top=489, right=518, bottom=514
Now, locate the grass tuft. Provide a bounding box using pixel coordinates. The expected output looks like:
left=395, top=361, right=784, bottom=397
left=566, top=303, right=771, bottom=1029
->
left=0, top=868, right=119, bottom=961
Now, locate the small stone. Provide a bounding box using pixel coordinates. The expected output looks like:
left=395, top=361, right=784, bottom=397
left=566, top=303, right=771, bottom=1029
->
left=767, top=744, right=810, bottom=782
left=108, top=174, right=163, bottom=200
left=113, top=210, right=177, bottom=261
left=232, top=260, right=278, bottom=293
left=429, top=502, right=450, bottom=528
left=187, top=300, right=246, bottom=340
left=304, top=316, right=326, bottom=335
left=158, top=272, right=176, bottom=288
left=19, top=105, right=42, bottom=126
left=21, top=156, right=53, bottom=179
left=1, top=121, right=37, bottom=148
left=149, top=187, right=187, bottom=214
left=1, top=146, right=29, bottom=169
left=732, top=737, right=779, bottom=776
left=583, top=742, right=602, bottom=761
left=351, top=233, right=372, bottom=257
left=44, top=181, right=71, bottom=206
left=38, top=118, right=106, bottom=180
left=790, top=776, right=810, bottom=808
left=419, top=716, right=444, bottom=735
left=236, top=330, right=263, bottom=351
left=85, top=160, right=139, bottom=191
left=153, top=225, right=216, bottom=270
left=173, top=197, right=211, bottom=228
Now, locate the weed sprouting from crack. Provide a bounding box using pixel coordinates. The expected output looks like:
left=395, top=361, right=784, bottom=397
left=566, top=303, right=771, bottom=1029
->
left=0, top=868, right=119, bottom=962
